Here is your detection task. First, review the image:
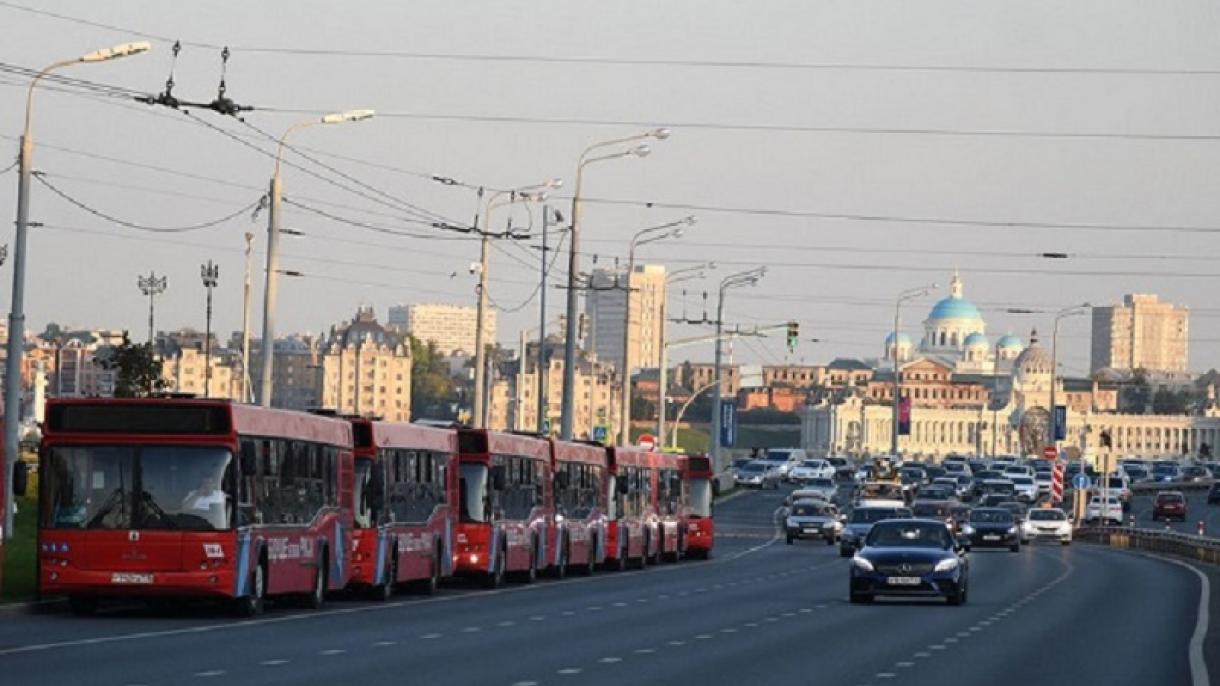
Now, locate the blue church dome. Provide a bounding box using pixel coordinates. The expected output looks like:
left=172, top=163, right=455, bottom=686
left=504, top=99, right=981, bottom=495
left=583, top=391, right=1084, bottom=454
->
left=963, top=332, right=989, bottom=348
left=885, top=332, right=913, bottom=345
left=928, top=296, right=982, bottom=321
left=996, top=334, right=1023, bottom=350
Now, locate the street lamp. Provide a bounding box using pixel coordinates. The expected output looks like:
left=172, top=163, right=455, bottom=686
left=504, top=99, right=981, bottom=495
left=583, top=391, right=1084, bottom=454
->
left=618, top=216, right=694, bottom=446
left=560, top=129, right=669, bottom=439
left=471, top=180, right=562, bottom=429
left=657, top=262, right=714, bottom=445
left=711, top=267, right=766, bottom=471
left=891, top=284, right=937, bottom=456
left=138, top=272, right=168, bottom=345
left=201, top=260, right=219, bottom=397
left=4, top=41, right=150, bottom=544
left=258, top=109, right=374, bottom=407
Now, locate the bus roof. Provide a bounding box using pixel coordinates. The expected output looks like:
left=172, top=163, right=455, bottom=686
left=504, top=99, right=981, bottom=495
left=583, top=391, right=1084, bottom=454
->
left=371, top=421, right=457, bottom=454
left=552, top=439, right=607, bottom=467
left=458, top=428, right=550, bottom=460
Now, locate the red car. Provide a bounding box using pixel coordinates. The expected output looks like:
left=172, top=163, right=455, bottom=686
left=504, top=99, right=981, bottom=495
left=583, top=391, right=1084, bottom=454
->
left=1152, top=491, right=1187, bottom=522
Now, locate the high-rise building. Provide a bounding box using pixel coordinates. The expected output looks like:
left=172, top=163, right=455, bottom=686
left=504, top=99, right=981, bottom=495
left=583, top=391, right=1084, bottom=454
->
left=1090, top=294, right=1189, bottom=374
left=585, top=264, right=666, bottom=375
left=402, top=303, right=493, bottom=356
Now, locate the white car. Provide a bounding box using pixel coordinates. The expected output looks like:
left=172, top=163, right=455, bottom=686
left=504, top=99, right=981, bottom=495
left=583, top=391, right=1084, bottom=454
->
left=1021, top=507, right=1073, bottom=545
left=789, top=459, right=835, bottom=483
left=763, top=448, right=807, bottom=479
left=1009, top=475, right=1038, bottom=503
left=942, top=461, right=973, bottom=478
left=1085, top=495, right=1123, bottom=526
left=1034, top=470, right=1053, bottom=496
left=1003, top=464, right=1035, bottom=480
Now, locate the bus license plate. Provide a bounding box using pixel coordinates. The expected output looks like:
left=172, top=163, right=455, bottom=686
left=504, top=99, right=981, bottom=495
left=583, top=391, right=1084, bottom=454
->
left=886, top=576, right=921, bottom=586
left=111, top=573, right=154, bottom=585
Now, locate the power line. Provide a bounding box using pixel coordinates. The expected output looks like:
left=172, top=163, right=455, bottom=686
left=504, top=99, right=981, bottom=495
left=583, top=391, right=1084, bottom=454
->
left=33, top=173, right=261, bottom=232
left=5, top=2, right=1219, bottom=77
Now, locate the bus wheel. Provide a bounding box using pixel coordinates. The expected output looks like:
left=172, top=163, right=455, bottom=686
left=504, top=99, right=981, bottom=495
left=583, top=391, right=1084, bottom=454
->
left=414, top=546, right=440, bottom=596
left=234, top=561, right=266, bottom=617
left=582, top=540, right=597, bottom=576
left=305, top=551, right=328, bottom=610
left=522, top=540, right=538, bottom=584
left=374, top=550, right=397, bottom=602
left=557, top=540, right=570, bottom=580
left=484, top=546, right=506, bottom=589
left=615, top=536, right=629, bottom=572
left=68, top=595, right=98, bottom=617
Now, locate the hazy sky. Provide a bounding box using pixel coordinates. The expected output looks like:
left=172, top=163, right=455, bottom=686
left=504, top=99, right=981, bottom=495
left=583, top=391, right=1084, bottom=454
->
left=3, top=1, right=1220, bottom=376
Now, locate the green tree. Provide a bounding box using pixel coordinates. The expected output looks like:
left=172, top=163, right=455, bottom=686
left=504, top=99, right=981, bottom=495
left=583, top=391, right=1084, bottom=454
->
left=409, top=336, right=458, bottom=420
left=95, top=335, right=166, bottom=397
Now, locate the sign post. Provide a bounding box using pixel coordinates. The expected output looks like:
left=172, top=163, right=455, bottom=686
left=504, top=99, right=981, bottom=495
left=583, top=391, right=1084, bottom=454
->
left=719, top=398, right=737, bottom=449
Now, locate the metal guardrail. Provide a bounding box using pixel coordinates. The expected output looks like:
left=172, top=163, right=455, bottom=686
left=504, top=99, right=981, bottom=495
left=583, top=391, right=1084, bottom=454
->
left=1129, top=480, right=1212, bottom=494
left=1078, top=525, right=1220, bottom=566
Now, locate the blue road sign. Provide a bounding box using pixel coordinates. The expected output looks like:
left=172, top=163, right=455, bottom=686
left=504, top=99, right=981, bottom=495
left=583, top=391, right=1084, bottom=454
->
left=719, top=399, right=737, bottom=448
left=592, top=425, right=608, bottom=443
left=1072, top=473, right=1090, bottom=490
left=1053, top=406, right=1067, bottom=441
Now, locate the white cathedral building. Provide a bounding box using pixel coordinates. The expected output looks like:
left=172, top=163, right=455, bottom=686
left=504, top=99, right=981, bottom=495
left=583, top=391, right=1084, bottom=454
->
left=802, top=271, right=1220, bottom=460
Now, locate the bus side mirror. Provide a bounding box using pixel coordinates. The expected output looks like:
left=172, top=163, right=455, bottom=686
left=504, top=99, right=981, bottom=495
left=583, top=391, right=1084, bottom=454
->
left=617, top=478, right=630, bottom=495
left=491, top=465, right=507, bottom=491
left=240, top=444, right=257, bottom=477
left=11, top=461, right=28, bottom=496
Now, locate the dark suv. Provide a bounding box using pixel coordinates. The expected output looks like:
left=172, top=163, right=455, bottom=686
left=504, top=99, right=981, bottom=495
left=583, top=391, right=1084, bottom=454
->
left=1207, top=482, right=1220, bottom=506
left=1152, top=491, right=1187, bottom=522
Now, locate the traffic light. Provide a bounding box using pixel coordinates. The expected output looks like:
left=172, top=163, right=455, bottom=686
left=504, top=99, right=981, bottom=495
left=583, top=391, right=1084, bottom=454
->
left=785, top=321, right=799, bottom=352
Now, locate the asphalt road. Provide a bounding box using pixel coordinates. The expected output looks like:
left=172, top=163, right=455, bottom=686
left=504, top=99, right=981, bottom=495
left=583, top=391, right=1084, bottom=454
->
left=1126, top=486, right=1220, bottom=537
left=0, top=485, right=1214, bottom=686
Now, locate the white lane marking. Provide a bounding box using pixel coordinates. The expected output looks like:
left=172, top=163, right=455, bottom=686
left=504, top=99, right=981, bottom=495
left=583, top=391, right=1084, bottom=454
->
left=511, top=681, right=539, bottom=686
left=744, top=622, right=759, bottom=628
left=695, top=634, right=713, bottom=640
left=896, top=661, right=914, bottom=668
left=943, top=638, right=958, bottom=644
left=586, top=606, right=603, bottom=612
left=798, top=608, right=813, bottom=614
left=530, top=615, right=546, bottom=621
left=373, top=641, right=396, bottom=647
left=876, top=674, right=896, bottom=679
left=320, top=649, right=345, bottom=656
left=193, top=671, right=226, bottom=678
left=956, top=631, right=970, bottom=637
left=612, top=602, right=627, bottom=608
left=0, top=532, right=741, bottom=657
left=420, top=633, right=442, bottom=639
left=558, top=667, right=583, bottom=675
left=913, top=652, right=931, bottom=658
left=635, top=648, right=656, bottom=654
left=722, top=506, right=786, bottom=561
left=721, top=628, right=738, bottom=633
left=636, top=598, right=649, bottom=604
left=561, top=610, right=575, bottom=616
left=498, top=620, right=516, bottom=627
left=260, top=659, right=289, bottom=666
left=599, top=657, right=622, bottom=664
left=1147, top=554, right=1211, bottom=686
left=668, top=640, right=687, bottom=646
left=929, top=645, right=945, bottom=651
left=461, top=626, right=481, bottom=633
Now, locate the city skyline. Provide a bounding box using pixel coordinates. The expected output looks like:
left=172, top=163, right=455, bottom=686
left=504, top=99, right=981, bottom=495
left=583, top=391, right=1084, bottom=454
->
left=3, top=1, right=1220, bottom=378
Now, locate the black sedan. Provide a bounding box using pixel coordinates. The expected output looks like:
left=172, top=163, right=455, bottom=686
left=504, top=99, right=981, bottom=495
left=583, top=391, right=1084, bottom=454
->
left=849, top=519, right=969, bottom=605
left=962, top=508, right=1020, bottom=552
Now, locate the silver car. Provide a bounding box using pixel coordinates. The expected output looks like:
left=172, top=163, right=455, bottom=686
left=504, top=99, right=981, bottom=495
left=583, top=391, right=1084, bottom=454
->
left=734, top=460, right=780, bottom=489
left=785, top=499, right=843, bottom=545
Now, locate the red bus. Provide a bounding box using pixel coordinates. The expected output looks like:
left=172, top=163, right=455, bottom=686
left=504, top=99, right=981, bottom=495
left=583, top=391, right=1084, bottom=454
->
left=549, top=439, right=608, bottom=576
left=680, top=454, right=715, bottom=559
left=455, top=429, right=553, bottom=587
left=348, top=419, right=459, bottom=599
left=651, top=450, right=686, bottom=562
left=603, top=446, right=660, bottom=570
left=38, top=398, right=354, bottom=616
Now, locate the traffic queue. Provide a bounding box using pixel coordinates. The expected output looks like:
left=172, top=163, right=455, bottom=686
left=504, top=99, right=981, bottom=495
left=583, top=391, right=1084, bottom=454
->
left=35, top=398, right=714, bottom=616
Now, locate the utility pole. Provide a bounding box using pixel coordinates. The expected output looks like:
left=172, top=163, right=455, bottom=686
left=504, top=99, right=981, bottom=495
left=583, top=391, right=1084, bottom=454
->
left=711, top=268, right=765, bottom=471
left=138, top=272, right=168, bottom=345
left=471, top=195, right=490, bottom=427
left=537, top=207, right=561, bottom=433
left=241, top=232, right=254, bottom=403
left=200, top=260, right=219, bottom=397
left=890, top=284, right=936, bottom=456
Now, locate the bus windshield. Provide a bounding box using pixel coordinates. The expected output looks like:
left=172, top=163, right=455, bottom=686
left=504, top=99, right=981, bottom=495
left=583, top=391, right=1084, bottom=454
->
left=41, top=445, right=234, bottom=531
left=460, top=462, right=490, bottom=523
left=689, top=477, right=712, bottom=518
